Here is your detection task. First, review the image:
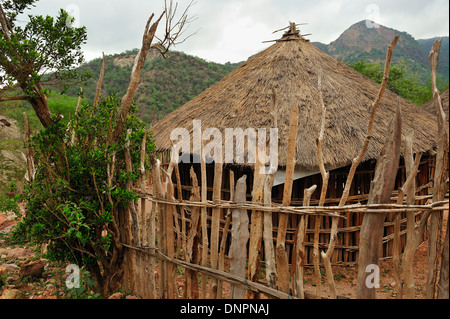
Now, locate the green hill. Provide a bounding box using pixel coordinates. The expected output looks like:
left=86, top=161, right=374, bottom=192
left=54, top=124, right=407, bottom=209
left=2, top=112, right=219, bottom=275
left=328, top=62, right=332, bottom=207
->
left=65, top=49, right=241, bottom=125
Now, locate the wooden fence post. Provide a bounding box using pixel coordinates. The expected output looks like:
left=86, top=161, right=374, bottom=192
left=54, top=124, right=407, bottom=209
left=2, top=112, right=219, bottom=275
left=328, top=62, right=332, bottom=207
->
left=230, top=175, right=249, bottom=299
left=210, top=162, right=223, bottom=298
left=356, top=102, right=402, bottom=299
left=275, top=106, right=299, bottom=294
left=427, top=38, right=449, bottom=299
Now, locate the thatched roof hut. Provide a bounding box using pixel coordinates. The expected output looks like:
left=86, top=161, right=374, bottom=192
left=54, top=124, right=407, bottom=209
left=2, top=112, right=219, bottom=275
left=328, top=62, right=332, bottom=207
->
left=151, top=25, right=438, bottom=172
left=150, top=24, right=439, bottom=265
left=421, top=88, right=449, bottom=120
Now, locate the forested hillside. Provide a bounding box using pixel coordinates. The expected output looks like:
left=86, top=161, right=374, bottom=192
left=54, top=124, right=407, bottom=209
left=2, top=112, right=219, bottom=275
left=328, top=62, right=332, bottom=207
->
left=65, top=49, right=240, bottom=124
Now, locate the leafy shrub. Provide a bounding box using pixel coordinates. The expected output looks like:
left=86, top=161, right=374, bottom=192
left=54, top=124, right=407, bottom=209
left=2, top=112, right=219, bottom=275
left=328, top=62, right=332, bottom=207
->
left=13, top=95, right=155, bottom=296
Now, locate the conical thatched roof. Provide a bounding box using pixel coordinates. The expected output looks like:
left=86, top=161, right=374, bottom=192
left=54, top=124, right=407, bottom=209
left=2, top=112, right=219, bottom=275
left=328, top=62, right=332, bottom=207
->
left=421, top=88, right=449, bottom=120
left=150, top=26, right=438, bottom=171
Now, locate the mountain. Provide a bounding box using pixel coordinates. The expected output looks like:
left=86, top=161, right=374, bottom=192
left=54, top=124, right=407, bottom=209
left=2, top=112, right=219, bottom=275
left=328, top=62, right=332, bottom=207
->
left=313, top=20, right=449, bottom=84
left=417, top=36, right=449, bottom=77
left=66, top=49, right=241, bottom=124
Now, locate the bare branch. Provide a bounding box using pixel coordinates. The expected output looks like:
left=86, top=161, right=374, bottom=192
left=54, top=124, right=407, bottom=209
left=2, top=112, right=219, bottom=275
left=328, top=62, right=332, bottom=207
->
left=0, top=95, right=27, bottom=102
left=151, top=0, right=197, bottom=57
left=94, top=53, right=106, bottom=107
left=339, top=35, right=400, bottom=206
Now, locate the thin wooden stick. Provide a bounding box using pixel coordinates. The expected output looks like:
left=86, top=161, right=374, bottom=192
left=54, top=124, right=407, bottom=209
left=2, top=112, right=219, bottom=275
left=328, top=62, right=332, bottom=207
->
left=400, top=130, right=423, bottom=298
left=217, top=170, right=234, bottom=298
left=93, top=53, right=106, bottom=107
left=209, top=162, right=223, bottom=298
left=23, top=112, right=35, bottom=182
left=263, top=173, right=277, bottom=290
left=151, top=157, right=165, bottom=298
left=140, top=194, right=447, bottom=215
left=275, top=106, right=299, bottom=293
left=295, top=185, right=317, bottom=298
left=200, top=140, right=208, bottom=298
left=315, top=74, right=329, bottom=298
left=123, top=243, right=296, bottom=299
left=184, top=167, right=201, bottom=299
left=166, top=180, right=177, bottom=298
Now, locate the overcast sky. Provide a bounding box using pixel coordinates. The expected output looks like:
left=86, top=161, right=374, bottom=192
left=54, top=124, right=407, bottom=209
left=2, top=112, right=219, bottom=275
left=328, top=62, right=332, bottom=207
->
left=19, top=0, right=449, bottom=64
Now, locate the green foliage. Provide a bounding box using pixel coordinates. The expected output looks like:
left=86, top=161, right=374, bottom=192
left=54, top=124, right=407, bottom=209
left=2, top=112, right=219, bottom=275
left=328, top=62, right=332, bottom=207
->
left=348, top=60, right=449, bottom=105
left=12, top=95, right=155, bottom=277
left=1, top=2, right=90, bottom=113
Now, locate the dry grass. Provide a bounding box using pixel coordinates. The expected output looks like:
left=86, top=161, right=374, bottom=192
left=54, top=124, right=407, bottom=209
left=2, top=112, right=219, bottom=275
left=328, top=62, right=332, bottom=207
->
left=151, top=32, right=438, bottom=171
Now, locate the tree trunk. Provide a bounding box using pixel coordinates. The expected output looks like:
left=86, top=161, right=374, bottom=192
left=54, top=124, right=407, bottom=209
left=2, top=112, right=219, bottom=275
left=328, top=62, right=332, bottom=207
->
left=26, top=91, right=55, bottom=128
left=356, top=103, right=402, bottom=299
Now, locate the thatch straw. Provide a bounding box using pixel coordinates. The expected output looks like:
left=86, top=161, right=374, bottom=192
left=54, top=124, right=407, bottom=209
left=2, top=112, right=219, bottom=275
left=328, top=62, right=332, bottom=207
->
left=151, top=31, right=438, bottom=171
left=422, top=88, right=449, bottom=119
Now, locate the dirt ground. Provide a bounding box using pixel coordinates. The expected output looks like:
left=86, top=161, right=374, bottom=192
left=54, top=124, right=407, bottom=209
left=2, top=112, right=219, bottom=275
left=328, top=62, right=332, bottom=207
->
left=0, top=207, right=447, bottom=299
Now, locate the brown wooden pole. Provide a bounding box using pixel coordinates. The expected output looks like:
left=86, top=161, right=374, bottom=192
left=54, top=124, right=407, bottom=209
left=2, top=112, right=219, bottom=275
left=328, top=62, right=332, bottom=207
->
left=356, top=102, right=402, bottom=299
left=275, top=106, right=299, bottom=294
left=230, top=175, right=249, bottom=299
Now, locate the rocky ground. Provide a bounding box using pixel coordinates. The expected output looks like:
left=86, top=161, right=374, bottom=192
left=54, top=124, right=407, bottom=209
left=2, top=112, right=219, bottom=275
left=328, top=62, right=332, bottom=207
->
left=0, top=208, right=447, bottom=300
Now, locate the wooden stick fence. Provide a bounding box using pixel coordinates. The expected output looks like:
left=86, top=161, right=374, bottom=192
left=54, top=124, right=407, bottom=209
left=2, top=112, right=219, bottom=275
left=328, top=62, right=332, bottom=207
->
left=123, top=164, right=448, bottom=299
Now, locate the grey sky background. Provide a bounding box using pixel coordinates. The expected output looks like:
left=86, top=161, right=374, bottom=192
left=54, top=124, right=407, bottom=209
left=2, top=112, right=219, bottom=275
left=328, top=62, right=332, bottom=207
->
left=19, top=0, right=449, bottom=64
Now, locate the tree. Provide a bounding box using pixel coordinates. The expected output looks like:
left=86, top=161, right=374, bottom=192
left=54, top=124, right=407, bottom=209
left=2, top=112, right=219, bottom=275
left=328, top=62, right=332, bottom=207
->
left=9, top=0, right=194, bottom=297
left=0, top=0, right=89, bottom=127
left=348, top=60, right=449, bottom=105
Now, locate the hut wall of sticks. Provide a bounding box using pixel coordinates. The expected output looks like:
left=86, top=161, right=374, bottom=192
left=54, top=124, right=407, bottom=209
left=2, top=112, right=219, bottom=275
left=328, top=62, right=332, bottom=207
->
left=161, top=153, right=435, bottom=267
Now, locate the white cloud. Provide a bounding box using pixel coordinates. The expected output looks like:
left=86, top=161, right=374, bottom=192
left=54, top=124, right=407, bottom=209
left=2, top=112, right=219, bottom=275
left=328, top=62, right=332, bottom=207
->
left=18, top=0, right=449, bottom=63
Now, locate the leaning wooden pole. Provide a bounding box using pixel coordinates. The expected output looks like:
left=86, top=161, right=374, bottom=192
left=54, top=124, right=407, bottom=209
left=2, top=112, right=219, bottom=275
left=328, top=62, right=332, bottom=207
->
left=209, top=162, right=223, bottom=298
left=200, top=141, right=209, bottom=298
left=426, top=38, right=449, bottom=299
left=262, top=89, right=279, bottom=290
left=356, top=102, right=402, bottom=299
left=295, top=185, right=317, bottom=298
left=315, top=74, right=329, bottom=299
left=247, top=138, right=266, bottom=299
left=229, top=175, right=249, bottom=299
left=275, top=106, right=299, bottom=294
left=321, top=35, right=399, bottom=299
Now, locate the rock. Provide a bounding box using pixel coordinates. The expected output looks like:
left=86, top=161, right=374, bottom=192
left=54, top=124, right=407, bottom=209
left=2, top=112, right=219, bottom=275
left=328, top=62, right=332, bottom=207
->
left=108, top=292, right=123, bottom=299
left=0, top=118, right=11, bottom=127
left=1, top=263, right=20, bottom=271
left=0, top=225, right=15, bottom=235
left=5, top=276, right=15, bottom=285
left=0, top=289, right=22, bottom=299
left=19, top=260, right=45, bottom=281
left=45, top=283, right=55, bottom=291
left=0, top=266, right=6, bottom=276
left=6, top=248, right=34, bottom=259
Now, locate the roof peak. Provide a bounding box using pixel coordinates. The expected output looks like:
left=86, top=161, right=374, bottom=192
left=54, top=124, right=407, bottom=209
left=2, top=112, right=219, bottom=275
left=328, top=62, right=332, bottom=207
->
left=264, top=22, right=311, bottom=43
